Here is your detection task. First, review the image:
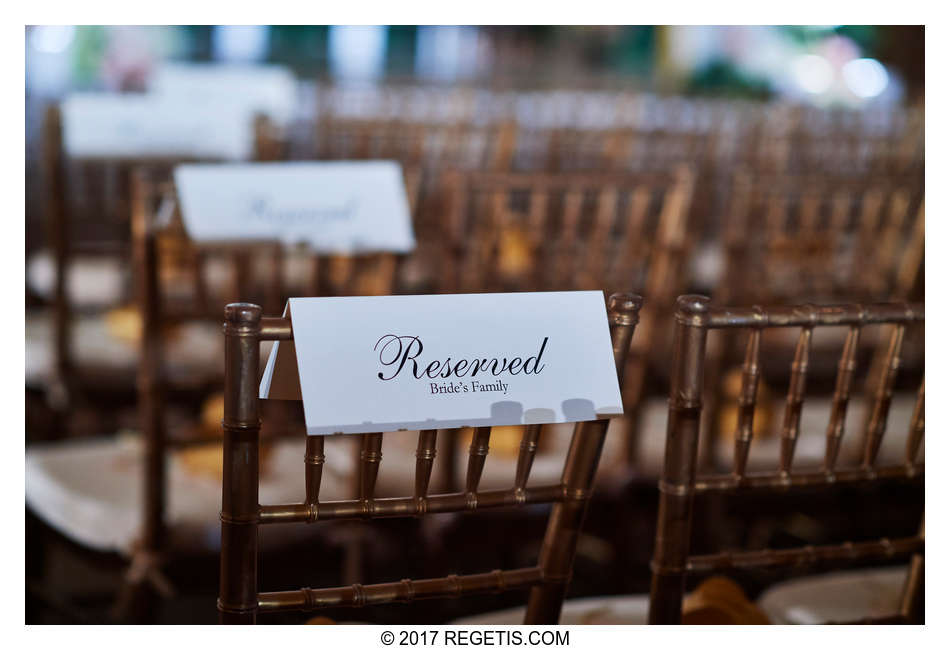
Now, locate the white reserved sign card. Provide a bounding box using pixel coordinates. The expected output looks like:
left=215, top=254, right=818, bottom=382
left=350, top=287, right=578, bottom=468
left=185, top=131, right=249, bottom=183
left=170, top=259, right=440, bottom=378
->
left=150, top=63, right=298, bottom=127
left=260, top=292, right=622, bottom=435
left=174, top=161, right=415, bottom=253
left=61, top=93, right=255, bottom=160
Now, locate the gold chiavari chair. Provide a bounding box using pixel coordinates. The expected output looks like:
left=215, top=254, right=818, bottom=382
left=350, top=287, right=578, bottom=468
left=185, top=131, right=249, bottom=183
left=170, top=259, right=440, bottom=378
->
left=742, top=103, right=925, bottom=177
left=27, top=111, right=282, bottom=621
left=33, top=105, right=278, bottom=437
left=115, top=162, right=426, bottom=620
left=698, top=170, right=924, bottom=469
left=718, top=170, right=924, bottom=305
left=216, top=293, right=642, bottom=623
left=648, top=296, right=924, bottom=624
left=441, top=167, right=695, bottom=295
left=439, top=167, right=694, bottom=467
left=313, top=115, right=517, bottom=173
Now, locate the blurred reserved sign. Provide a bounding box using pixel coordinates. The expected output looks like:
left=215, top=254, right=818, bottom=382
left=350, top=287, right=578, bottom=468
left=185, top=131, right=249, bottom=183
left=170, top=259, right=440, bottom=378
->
left=150, top=63, right=298, bottom=127
left=61, top=93, right=255, bottom=159
left=174, top=161, right=415, bottom=253
left=260, top=292, right=623, bottom=435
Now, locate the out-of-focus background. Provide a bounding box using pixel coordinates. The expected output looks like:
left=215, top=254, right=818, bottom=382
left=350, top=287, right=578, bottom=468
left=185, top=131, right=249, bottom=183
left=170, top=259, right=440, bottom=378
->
left=25, top=25, right=924, bottom=253
left=25, top=26, right=924, bottom=626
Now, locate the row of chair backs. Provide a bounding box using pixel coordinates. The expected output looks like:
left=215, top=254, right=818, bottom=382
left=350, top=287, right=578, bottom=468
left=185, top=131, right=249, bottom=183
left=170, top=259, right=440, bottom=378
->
left=440, top=167, right=695, bottom=296
left=215, top=295, right=923, bottom=624
left=720, top=172, right=925, bottom=305
left=305, top=115, right=922, bottom=177
left=310, top=83, right=921, bottom=146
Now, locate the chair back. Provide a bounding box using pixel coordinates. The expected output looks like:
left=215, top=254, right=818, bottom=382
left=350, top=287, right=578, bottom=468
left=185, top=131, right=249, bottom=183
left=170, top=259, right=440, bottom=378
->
left=129, top=162, right=424, bottom=558
left=40, top=105, right=278, bottom=412
left=720, top=171, right=924, bottom=305
left=217, top=293, right=642, bottom=623
left=649, top=295, right=924, bottom=624
left=440, top=167, right=695, bottom=297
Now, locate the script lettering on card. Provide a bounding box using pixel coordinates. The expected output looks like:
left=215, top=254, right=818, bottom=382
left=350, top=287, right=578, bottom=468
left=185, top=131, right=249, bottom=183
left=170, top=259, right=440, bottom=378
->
left=175, top=161, right=415, bottom=253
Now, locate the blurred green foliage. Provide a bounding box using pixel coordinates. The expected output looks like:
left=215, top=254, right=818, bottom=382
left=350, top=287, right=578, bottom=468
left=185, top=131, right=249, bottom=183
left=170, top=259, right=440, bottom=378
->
left=71, top=26, right=108, bottom=86
left=686, top=60, right=772, bottom=99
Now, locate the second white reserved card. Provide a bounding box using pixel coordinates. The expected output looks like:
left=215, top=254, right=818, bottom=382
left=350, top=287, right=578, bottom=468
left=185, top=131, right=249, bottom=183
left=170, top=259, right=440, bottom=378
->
left=260, top=292, right=622, bottom=435
left=174, top=161, right=415, bottom=253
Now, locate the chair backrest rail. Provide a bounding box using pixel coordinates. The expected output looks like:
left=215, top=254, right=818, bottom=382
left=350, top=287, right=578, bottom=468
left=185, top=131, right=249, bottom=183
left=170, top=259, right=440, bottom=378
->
left=260, top=317, right=293, bottom=340
left=705, top=303, right=922, bottom=329
left=258, top=567, right=545, bottom=613
left=258, top=484, right=567, bottom=525
left=685, top=535, right=923, bottom=574
left=693, top=463, right=923, bottom=494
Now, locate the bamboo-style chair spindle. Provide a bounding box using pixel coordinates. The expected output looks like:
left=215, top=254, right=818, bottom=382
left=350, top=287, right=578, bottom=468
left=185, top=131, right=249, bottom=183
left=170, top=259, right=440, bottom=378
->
left=305, top=436, right=325, bottom=508
left=862, top=323, right=906, bottom=468
left=648, top=297, right=924, bottom=625
left=218, top=292, right=643, bottom=624
left=905, top=379, right=925, bottom=466
left=732, top=327, right=762, bottom=478
left=359, top=433, right=384, bottom=502
left=824, top=325, right=861, bottom=471
left=900, top=518, right=925, bottom=623
left=514, top=424, right=542, bottom=492
left=414, top=429, right=438, bottom=502
left=849, top=188, right=885, bottom=291
left=779, top=323, right=813, bottom=474
left=553, top=190, right=584, bottom=289
left=612, top=187, right=650, bottom=288
left=465, top=427, right=492, bottom=496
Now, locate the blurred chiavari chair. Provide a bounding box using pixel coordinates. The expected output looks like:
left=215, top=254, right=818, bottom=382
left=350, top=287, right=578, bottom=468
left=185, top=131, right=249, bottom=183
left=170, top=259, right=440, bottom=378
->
left=649, top=296, right=924, bottom=624
left=114, top=162, right=426, bottom=620
left=697, top=169, right=924, bottom=469
left=746, top=102, right=925, bottom=177
left=718, top=169, right=924, bottom=305
left=217, top=293, right=642, bottom=624
left=314, top=116, right=518, bottom=174
left=439, top=167, right=694, bottom=471
left=26, top=106, right=282, bottom=620
left=30, top=104, right=278, bottom=439
left=441, top=167, right=695, bottom=294
left=308, top=84, right=922, bottom=175
left=26, top=158, right=421, bottom=622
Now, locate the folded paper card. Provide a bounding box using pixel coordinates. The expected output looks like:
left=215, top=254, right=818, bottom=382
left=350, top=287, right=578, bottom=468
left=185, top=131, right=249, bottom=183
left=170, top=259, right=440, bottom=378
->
left=260, top=292, right=623, bottom=435
left=150, top=63, right=298, bottom=127
left=174, top=161, right=415, bottom=253
left=61, top=93, right=255, bottom=159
